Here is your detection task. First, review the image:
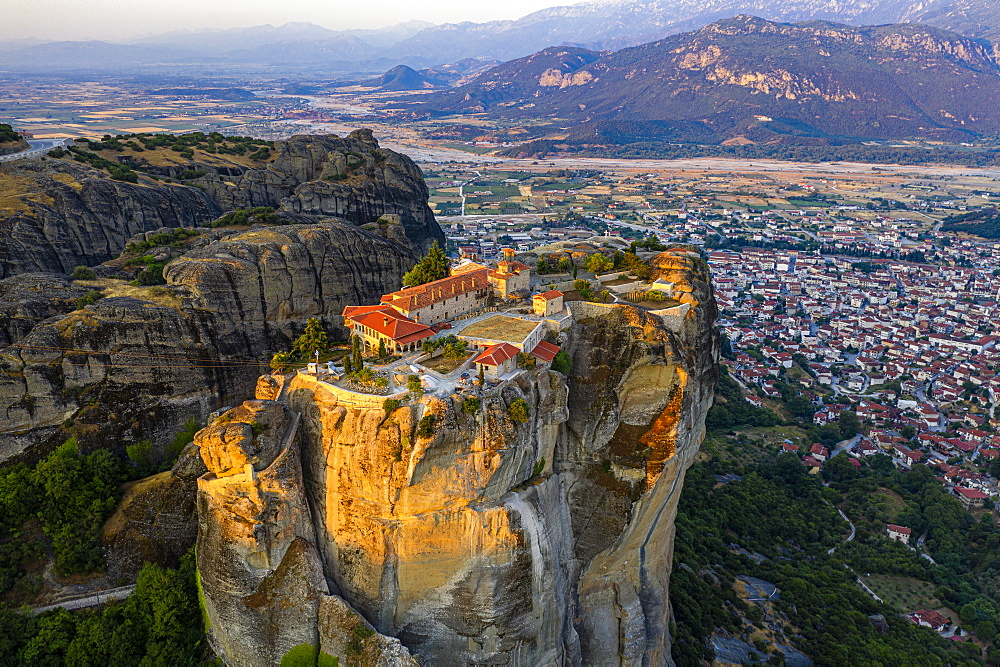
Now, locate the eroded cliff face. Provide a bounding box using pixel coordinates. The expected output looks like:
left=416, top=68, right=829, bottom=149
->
left=0, top=130, right=442, bottom=278
left=196, top=247, right=719, bottom=665
left=0, top=220, right=415, bottom=463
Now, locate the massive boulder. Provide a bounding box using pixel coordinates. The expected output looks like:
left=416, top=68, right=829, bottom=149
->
left=0, top=220, right=416, bottom=464
left=0, top=160, right=222, bottom=279
left=196, top=247, right=719, bottom=664
left=101, top=442, right=207, bottom=583
left=0, top=129, right=442, bottom=278
left=195, top=399, right=417, bottom=666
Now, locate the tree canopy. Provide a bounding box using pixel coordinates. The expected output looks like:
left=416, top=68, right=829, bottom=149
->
left=402, top=242, right=449, bottom=288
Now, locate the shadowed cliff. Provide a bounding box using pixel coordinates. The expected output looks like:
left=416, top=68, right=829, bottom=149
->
left=0, top=220, right=417, bottom=464
left=0, top=129, right=442, bottom=278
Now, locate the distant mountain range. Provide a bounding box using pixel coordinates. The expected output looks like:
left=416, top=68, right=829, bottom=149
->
left=384, top=0, right=1000, bottom=64
left=1, top=0, right=997, bottom=72
left=414, top=16, right=1000, bottom=146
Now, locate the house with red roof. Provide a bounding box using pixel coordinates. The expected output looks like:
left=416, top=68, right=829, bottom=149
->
left=380, top=268, right=491, bottom=325
left=809, top=443, right=829, bottom=461
left=342, top=305, right=435, bottom=354
left=910, top=609, right=951, bottom=632
left=488, top=261, right=532, bottom=298
left=473, top=342, right=519, bottom=378
left=953, top=486, right=988, bottom=510
left=886, top=524, right=911, bottom=544
left=533, top=290, right=564, bottom=316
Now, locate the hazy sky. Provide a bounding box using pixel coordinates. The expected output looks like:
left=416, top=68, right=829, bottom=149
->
left=2, top=0, right=575, bottom=41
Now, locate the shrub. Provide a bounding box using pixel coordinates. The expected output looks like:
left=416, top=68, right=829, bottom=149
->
left=551, top=351, right=572, bottom=375
left=416, top=414, right=437, bottom=439
left=508, top=398, right=530, bottom=423
left=74, top=290, right=104, bottom=309
left=442, top=339, right=467, bottom=359
left=353, top=368, right=375, bottom=384
left=407, top=375, right=423, bottom=394
left=70, top=266, right=96, bottom=280
left=532, top=457, right=546, bottom=477
left=517, top=352, right=536, bottom=369
left=462, top=397, right=481, bottom=415
left=383, top=398, right=401, bottom=415
left=270, top=351, right=293, bottom=372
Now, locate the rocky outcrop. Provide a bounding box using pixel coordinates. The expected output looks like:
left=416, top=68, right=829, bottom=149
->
left=196, top=246, right=719, bottom=665
left=195, top=131, right=442, bottom=252
left=0, top=130, right=442, bottom=278
left=0, top=160, right=222, bottom=279
left=101, top=442, right=207, bottom=583
left=0, top=272, right=90, bottom=346
left=195, top=398, right=417, bottom=666
left=0, top=220, right=416, bottom=464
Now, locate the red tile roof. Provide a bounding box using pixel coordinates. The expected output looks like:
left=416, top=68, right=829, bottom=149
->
left=534, top=290, right=564, bottom=301
left=473, top=342, right=519, bottom=367
left=381, top=269, right=489, bottom=312
left=887, top=523, right=912, bottom=535
left=911, top=609, right=950, bottom=630
left=954, top=487, right=988, bottom=499
left=343, top=305, right=434, bottom=345
left=530, top=340, right=560, bottom=362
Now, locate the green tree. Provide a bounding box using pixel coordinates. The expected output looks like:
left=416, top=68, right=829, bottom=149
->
left=585, top=253, right=613, bottom=274
left=416, top=415, right=437, bottom=438
left=551, top=351, right=572, bottom=375
left=352, top=335, right=363, bottom=371
left=402, top=241, right=449, bottom=287
left=839, top=410, right=861, bottom=439
left=377, top=339, right=387, bottom=359
left=270, top=351, right=292, bottom=372
left=293, top=318, right=329, bottom=359
left=508, top=398, right=530, bottom=424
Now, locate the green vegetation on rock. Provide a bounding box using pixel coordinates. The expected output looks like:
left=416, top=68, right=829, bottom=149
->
left=402, top=241, right=448, bottom=287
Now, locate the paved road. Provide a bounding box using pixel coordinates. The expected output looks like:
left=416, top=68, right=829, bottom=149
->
left=31, top=584, right=136, bottom=615
left=0, top=138, right=71, bottom=163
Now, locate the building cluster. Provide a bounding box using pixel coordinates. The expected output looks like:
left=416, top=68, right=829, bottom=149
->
left=339, top=258, right=564, bottom=380
left=710, top=245, right=1000, bottom=508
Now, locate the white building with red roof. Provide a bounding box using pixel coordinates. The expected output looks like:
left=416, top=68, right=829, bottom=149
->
left=473, top=342, right=519, bottom=378
left=953, top=486, right=988, bottom=509
left=341, top=304, right=435, bottom=354
left=886, top=524, right=911, bottom=544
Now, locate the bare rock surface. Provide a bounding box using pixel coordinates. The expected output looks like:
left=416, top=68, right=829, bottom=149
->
left=100, top=443, right=207, bottom=583
left=0, top=130, right=441, bottom=278
left=0, top=220, right=415, bottom=464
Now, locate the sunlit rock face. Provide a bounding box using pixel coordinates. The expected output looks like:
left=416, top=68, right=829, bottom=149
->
left=196, top=247, right=719, bottom=665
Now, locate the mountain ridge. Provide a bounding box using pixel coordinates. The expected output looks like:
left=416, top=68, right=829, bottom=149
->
left=414, top=16, right=1000, bottom=146
left=2, top=1, right=997, bottom=71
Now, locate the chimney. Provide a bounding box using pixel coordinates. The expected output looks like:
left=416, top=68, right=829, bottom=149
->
left=383, top=317, right=390, bottom=327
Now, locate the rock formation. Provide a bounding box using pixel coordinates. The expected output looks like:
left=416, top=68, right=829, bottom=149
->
left=0, top=130, right=441, bottom=278
left=101, top=442, right=207, bottom=582
left=0, top=220, right=417, bottom=463
left=195, top=398, right=417, bottom=666
left=195, top=246, right=719, bottom=665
